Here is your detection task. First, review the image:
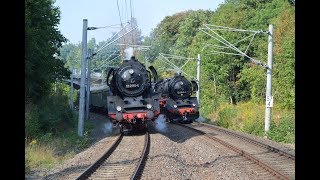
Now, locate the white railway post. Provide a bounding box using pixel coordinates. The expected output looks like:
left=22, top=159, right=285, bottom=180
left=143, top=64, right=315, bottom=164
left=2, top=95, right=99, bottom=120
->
left=264, top=24, right=274, bottom=136
left=78, top=19, right=88, bottom=137
left=86, top=49, right=92, bottom=120
left=196, top=54, right=201, bottom=105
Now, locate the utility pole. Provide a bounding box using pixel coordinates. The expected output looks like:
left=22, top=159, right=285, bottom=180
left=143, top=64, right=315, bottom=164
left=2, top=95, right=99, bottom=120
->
left=78, top=19, right=88, bottom=137
left=196, top=54, right=201, bottom=105
left=264, top=24, right=274, bottom=136
left=70, top=66, right=74, bottom=110
left=101, top=70, right=104, bottom=85
left=86, top=49, right=92, bottom=120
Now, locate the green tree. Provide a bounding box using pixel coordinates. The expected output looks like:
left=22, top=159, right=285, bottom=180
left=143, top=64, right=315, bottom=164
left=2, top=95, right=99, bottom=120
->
left=25, top=0, right=69, bottom=102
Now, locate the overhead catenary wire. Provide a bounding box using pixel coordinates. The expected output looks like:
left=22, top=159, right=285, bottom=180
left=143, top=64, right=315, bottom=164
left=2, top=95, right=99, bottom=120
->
left=202, top=24, right=267, bottom=63
left=125, top=0, right=129, bottom=22
left=94, top=25, right=137, bottom=55
left=92, top=51, right=119, bottom=71
left=244, top=32, right=257, bottom=54
left=99, top=55, right=121, bottom=69
left=200, top=24, right=268, bottom=68
left=209, top=50, right=243, bottom=56
left=159, top=53, right=197, bottom=73
left=95, top=27, right=122, bottom=54
left=159, top=53, right=181, bottom=70
left=158, top=53, right=196, bottom=80
left=160, top=53, right=196, bottom=60
left=130, top=0, right=133, bottom=21
left=116, top=0, right=123, bottom=27
left=202, top=32, right=258, bottom=55
left=202, top=24, right=268, bottom=34
left=89, top=23, right=123, bottom=30
left=130, top=0, right=134, bottom=44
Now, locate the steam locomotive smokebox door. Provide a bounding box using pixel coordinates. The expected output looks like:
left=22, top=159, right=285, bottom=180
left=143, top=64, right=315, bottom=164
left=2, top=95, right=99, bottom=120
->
left=115, top=60, right=149, bottom=97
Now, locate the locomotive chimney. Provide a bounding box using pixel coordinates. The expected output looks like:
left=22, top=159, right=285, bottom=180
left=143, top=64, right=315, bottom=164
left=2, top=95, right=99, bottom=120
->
left=124, top=47, right=134, bottom=60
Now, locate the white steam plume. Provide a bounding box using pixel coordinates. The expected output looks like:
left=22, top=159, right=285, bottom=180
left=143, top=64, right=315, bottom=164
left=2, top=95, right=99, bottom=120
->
left=102, top=122, right=113, bottom=134
left=124, top=47, right=134, bottom=60
left=155, top=114, right=168, bottom=133
left=196, top=116, right=206, bottom=122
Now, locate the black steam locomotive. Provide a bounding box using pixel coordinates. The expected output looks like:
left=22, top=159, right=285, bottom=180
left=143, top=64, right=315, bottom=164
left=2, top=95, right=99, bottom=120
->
left=106, top=56, right=160, bottom=133
left=155, top=73, right=199, bottom=123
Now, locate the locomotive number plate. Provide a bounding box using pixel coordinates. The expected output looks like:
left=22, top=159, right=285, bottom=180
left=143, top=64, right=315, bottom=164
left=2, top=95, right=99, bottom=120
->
left=126, top=84, right=140, bottom=88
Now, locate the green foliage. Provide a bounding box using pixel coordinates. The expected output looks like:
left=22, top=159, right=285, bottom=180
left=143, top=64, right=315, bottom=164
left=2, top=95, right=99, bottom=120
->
left=212, top=101, right=294, bottom=143
left=25, top=85, right=77, bottom=139
left=241, top=103, right=265, bottom=136
left=272, top=6, right=295, bottom=109
left=143, top=0, right=294, bottom=117
left=267, top=111, right=295, bottom=143
left=25, top=119, right=94, bottom=172
left=25, top=0, right=70, bottom=102
left=25, top=108, right=42, bottom=138
left=216, top=105, right=238, bottom=129
left=140, top=0, right=295, bottom=144
left=58, top=37, right=122, bottom=73
left=242, top=117, right=265, bottom=136
left=25, top=141, right=58, bottom=170
left=38, top=95, right=75, bottom=134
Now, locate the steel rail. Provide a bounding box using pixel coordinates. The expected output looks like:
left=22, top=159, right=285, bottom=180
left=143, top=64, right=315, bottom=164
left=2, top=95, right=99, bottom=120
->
left=196, top=121, right=295, bottom=160
left=178, top=124, right=290, bottom=180
left=75, top=134, right=124, bottom=180
left=130, top=130, right=150, bottom=180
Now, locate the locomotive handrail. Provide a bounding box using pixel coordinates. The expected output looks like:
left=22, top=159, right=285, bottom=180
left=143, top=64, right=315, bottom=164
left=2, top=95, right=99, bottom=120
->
left=191, top=80, right=198, bottom=91
left=148, top=66, right=158, bottom=83
left=106, top=68, right=114, bottom=86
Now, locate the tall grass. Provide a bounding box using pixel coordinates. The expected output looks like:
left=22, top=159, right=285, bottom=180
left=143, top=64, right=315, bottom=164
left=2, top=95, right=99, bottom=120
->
left=25, top=84, right=93, bottom=173
left=25, top=123, right=92, bottom=173
left=211, top=101, right=295, bottom=144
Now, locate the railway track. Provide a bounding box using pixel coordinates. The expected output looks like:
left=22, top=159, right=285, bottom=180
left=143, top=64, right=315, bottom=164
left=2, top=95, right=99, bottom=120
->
left=178, top=122, right=295, bottom=180
left=76, top=131, right=150, bottom=180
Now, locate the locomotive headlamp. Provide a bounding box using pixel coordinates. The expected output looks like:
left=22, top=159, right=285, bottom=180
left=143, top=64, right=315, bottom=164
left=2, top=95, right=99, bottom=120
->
left=129, top=69, right=134, bottom=74
left=173, top=104, right=177, bottom=108
left=192, top=103, right=196, bottom=107
left=147, top=104, right=152, bottom=109
left=116, top=106, right=122, bottom=111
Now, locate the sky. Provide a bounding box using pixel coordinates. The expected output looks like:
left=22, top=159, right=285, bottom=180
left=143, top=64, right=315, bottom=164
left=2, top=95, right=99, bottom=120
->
left=54, top=0, right=225, bottom=44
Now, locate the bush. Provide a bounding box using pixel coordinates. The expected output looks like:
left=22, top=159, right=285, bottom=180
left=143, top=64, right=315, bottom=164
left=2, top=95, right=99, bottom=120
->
left=25, top=141, right=58, bottom=170
left=39, top=94, right=76, bottom=133
left=25, top=106, right=41, bottom=138
left=240, top=102, right=265, bottom=136
left=216, top=105, right=238, bottom=129
left=25, top=83, right=94, bottom=172
left=242, top=116, right=265, bottom=136
left=25, top=90, right=77, bottom=139
left=25, top=119, right=94, bottom=172
left=212, top=101, right=295, bottom=144
left=267, top=112, right=295, bottom=143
